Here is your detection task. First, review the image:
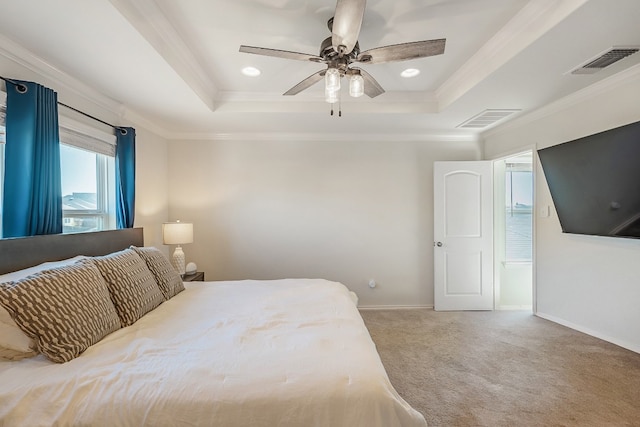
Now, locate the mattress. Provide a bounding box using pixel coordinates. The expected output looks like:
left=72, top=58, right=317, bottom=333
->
left=0, top=279, right=426, bottom=426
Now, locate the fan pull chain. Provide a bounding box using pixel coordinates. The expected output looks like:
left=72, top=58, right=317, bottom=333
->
left=329, top=101, right=342, bottom=117
left=329, top=107, right=343, bottom=117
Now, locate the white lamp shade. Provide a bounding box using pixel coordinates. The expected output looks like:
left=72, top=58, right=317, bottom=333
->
left=162, top=222, right=194, bottom=245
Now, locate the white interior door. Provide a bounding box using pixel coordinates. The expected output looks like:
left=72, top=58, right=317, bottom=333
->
left=434, top=161, right=493, bottom=311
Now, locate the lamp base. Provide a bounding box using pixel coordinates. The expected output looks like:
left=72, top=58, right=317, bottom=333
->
left=171, top=246, right=186, bottom=276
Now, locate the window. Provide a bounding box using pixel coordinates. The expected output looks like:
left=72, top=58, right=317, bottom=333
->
left=0, top=89, right=116, bottom=236
left=58, top=116, right=117, bottom=234
left=60, top=144, right=115, bottom=233
left=505, top=158, right=533, bottom=263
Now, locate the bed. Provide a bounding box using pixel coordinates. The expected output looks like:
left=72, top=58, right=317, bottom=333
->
left=0, top=228, right=426, bottom=426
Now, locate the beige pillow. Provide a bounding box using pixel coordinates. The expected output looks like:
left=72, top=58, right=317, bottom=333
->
left=130, top=246, right=185, bottom=300
left=0, top=323, right=37, bottom=360
left=0, top=255, right=88, bottom=360
left=0, top=260, right=122, bottom=363
left=92, top=249, right=165, bottom=327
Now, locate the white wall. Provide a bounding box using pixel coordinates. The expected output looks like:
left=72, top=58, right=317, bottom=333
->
left=483, top=67, right=640, bottom=352
left=133, top=127, right=170, bottom=252
left=168, top=137, right=480, bottom=307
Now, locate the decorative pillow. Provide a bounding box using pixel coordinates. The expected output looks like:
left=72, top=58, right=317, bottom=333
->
left=92, top=249, right=165, bottom=327
left=130, top=246, right=185, bottom=300
left=0, top=256, right=88, bottom=285
left=0, top=255, right=87, bottom=360
left=0, top=259, right=122, bottom=363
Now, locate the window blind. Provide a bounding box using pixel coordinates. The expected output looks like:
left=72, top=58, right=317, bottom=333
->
left=0, top=89, right=115, bottom=155
left=59, top=125, right=116, bottom=157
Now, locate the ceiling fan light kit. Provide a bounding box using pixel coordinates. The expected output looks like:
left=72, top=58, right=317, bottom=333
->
left=325, top=68, right=341, bottom=92
left=325, top=87, right=340, bottom=104
left=239, top=0, right=446, bottom=113
left=349, top=74, right=364, bottom=98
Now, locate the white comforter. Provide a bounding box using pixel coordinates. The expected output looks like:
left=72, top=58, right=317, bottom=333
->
left=0, top=279, right=426, bottom=427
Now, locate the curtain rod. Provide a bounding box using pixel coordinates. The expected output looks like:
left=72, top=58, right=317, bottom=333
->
left=1, top=76, right=127, bottom=134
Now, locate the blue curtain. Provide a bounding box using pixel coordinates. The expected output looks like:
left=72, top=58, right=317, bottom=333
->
left=115, top=127, right=136, bottom=229
left=3, top=80, right=62, bottom=237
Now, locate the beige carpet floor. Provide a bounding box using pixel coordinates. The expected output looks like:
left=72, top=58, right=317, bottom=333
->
left=360, top=309, right=640, bottom=427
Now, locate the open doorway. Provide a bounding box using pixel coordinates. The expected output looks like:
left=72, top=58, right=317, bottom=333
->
left=493, top=151, right=533, bottom=310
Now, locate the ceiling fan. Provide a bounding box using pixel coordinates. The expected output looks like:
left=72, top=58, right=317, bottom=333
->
left=239, top=0, right=445, bottom=105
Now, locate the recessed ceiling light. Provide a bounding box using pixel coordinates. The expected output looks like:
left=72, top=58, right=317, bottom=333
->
left=241, top=66, right=261, bottom=77
left=401, top=68, right=420, bottom=78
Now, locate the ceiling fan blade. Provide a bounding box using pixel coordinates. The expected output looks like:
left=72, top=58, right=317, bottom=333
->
left=239, top=45, right=324, bottom=63
left=283, top=70, right=325, bottom=95
left=331, top=0, right=366, bottom=55
left=357, top=39, right=446, bottom=64
left=352, top=67, right=384, bottom=98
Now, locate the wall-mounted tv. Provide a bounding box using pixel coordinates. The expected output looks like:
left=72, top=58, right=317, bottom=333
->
left=537, top=120, right=640, bottom=239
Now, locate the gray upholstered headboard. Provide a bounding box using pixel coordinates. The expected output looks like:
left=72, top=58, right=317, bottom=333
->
left=0, top=228, right=144, bottom=275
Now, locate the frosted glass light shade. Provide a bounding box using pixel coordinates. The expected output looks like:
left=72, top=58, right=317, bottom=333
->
left=325, top=68, right=340, bottom=92
left=162, top=222, right=193, bottom=245
left=349, top=74, right=364, bottom=97
left=325, top=88, right=339, bottom=104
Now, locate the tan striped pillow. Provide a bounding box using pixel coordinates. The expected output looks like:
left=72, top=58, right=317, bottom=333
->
left=92, top=249, right=165, bottom=326
left=0, top=259, right=122, bottom=363
left=130, top=246, right=185, bottom=300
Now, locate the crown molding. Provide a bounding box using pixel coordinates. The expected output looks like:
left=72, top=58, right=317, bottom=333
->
left=164, top=130, right=479, bottom=143
left=218, top=90, right=437, bottom=103
left=120, top=107, right=173, bottom=140
left=436, top=0, right=588, bottom=111
left=0, top=33, right=124, bottom=118
left=108, top=0, right=219, bottom=112
left=215, top=90, right=440, bottom=114
left=482, top=62, right=640, bottom=138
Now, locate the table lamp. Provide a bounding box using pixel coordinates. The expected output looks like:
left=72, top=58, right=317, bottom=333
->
left=162, top=221, right=193, bottom=276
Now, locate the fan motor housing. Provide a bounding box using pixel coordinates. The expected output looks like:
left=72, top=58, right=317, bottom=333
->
left=320, top=37, right=360, bottom=64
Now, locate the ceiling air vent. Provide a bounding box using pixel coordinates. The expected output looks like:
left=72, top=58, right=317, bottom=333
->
left=570, top=46, right=639, bottom=75
left=457, top=109, right=520, bottom=129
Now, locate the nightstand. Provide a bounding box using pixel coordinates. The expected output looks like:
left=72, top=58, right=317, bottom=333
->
left=182, top=271, right=204, bottom=282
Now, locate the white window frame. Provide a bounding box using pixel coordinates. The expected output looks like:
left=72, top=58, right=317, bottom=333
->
left=61, top=146, right=116, bottom=233
left=504, top=163, right=533, bottom=264
left=59, top=115, right=117, bottom=234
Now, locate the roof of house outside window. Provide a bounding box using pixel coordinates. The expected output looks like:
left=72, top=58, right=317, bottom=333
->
left=62, top=192, right=96, bottom=210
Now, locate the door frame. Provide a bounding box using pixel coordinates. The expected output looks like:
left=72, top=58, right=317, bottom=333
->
left=489, top=145, right=538, bottom=314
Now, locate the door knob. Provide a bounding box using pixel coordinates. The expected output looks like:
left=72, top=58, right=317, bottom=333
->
left=435, top=241, right=443, bottom=247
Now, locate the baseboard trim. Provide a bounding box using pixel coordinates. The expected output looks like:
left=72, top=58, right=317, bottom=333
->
left=497, top=305, right=533, bottom=311
left=535, top=312, right=640, bottom=354
left=358, top=304, right=433, bottom=311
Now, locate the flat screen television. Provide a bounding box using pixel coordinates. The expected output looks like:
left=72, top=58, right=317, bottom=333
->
left=537, top=120, right=640, bottom=239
